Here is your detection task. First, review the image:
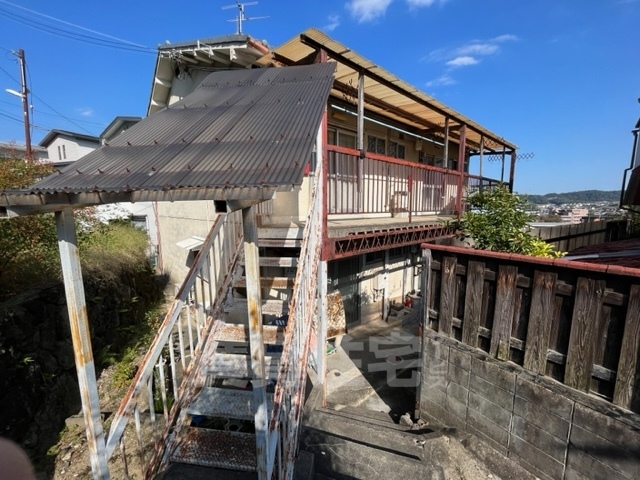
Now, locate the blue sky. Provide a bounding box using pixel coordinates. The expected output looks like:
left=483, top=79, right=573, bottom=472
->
left=0, top=0, right=637, bottom=194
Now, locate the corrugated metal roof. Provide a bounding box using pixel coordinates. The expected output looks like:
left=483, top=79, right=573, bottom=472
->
left=259, top=28, right=516, bottom=152
left=1, top=63, right=336, bottom=213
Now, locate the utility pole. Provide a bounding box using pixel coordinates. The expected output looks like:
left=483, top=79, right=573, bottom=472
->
left=14, top=49, right=32, bottom=160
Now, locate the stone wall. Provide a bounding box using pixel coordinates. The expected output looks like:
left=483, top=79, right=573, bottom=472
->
left=420, top=331, right=640, bottom=480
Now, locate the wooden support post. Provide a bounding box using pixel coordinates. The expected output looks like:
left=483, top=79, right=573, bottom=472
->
left=500, top=146, right=506, bottom=183
left=489, top=265, right=518, bottom=360
left=613, top=284, right=640, bottom=409
left=565, top=277, right=606, bottom=392
left=357, top=71, right=365, bottom=153
left=383, top=249, right=390, bottom=322
left=508, top=151, right=517, bottom=192
left=443, top=117, right=449, bottom=165
left=241, top=205, right=269, bottom=479
left=462, top=261, right=485, bottom=347
left=438, top=256, right=457, bottom=336
left=416, top=248, right=432, bottom=418
left=523, top=271, right=558, bottom=373
left=55, top=209, right=110, bottom=479
left=479, top=135, right=484, bottom=192
left=317, top=260, right=328, bottom=407
left=455, top=125, right=466, bottom=216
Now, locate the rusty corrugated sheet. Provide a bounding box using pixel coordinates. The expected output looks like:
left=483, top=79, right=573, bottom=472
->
left=3, top=63, right=336, bottom=204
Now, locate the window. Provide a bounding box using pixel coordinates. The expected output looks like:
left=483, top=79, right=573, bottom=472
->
left=62, top=145, right=66, bottom=160
left=367, top=135, right=385, bottom=155
left=328, top=129, right=357, bottom=149
left=131, top=215, right=148, bottom=231
left=57, top=146, right=61, bottom=160
left=389, top=141, right=406, bottom=159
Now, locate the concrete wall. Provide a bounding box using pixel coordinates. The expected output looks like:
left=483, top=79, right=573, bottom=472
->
left=156, top=200, right=217, bottom=288
left=420, top=331, right=640, bottom=480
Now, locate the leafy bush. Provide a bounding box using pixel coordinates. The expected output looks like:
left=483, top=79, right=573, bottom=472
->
left=454, top=184, right=563, bottom=258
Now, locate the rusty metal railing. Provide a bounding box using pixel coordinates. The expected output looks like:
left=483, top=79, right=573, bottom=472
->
left=267, top=152, right=324, bottom=479
left=327, top=145, right=465, bottom=218
left=101, top=211, right=243, bottom=478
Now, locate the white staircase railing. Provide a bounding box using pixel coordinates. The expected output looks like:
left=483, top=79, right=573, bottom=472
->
left=101, top=211, right=243, bottom=478
left=267, top=158, right=323, bottom=478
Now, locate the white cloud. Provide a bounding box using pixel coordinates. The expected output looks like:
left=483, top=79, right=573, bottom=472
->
left=76, top=107, right=94, bottom=117
left=347, top=0, right=393, bottom=22
left=491, top=34, right=518, bottom=43
left=425, top=74, right=456, bottom=87
left=446, top=56, right=479, bottom=67
left=406, top=0, right=449, bottom=6
left=456, top=43, right=499, bottom=56
left=324, top=14, right=341, bottom=31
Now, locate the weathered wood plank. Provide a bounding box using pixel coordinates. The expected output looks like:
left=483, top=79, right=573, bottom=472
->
left=565, top=277, right=606, bottom=392
left=462, top=261, right=485, bottom=347
left=421, top=249, right=433, bottom=331
left=438, top=256, right=457, bottom=336
left=613, top=284, right=640, bottom=409
left=524, top=271, right=558, bottom=374
left=489, top=265, right=518, bottom=360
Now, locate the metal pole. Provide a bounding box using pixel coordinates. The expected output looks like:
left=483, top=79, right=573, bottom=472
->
left=500, top=145, right=506, bottom=183
left=479, top=135, right=484, bottom=192
left=241, top=205, right=269, bottom=479
left=455, top=125, right=467, bottom=216
left=357, top=71, right=365, bottom=211
left=317, top=261, right=328, bottom=407
left=508, top=151, right=517, bottom=193
left=16, top=49, right=32, bottom=160
left=443, top=117, right=449, bottom=166
left=55, top=208, right=110, bottom=479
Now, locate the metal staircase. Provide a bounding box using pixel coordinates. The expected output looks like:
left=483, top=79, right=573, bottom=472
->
left=166, top=238, right=301, bottom=474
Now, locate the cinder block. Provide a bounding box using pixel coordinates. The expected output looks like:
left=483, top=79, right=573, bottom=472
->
left=515, top=377, right=573, bottom=420
left=466, top=422, right=508, bottom=455
left=424, top=336, right=449, bottom=362
left=446, top=380, right=469, bottom=405
left=570, top=425, right=638, bottom=479
left=469, top=373, right=513, bottom=410
left=446, top=393, right=467, bottom=423
left=563, top=467, right=592, bottom=480
left=468, top=391, right=511, bottom=428
left=572, top=404, right=640, bottom=457
left=510, top=416, right=566, bottom=462
left=466, top=407, right=509, bottom=448
left=423, top=385, right=446, bottom=406
left=513, top=396, right=569, bottom=441
left=448, top=346, right=471, bottom=372
left=420, top=397, right=448, bottom=425
left=566, top=442, right=633, bottom=480
left=471, top=357, right=515, bottom=393
left=422, top=354, right=448, bottom=392
left=507, top=446, right=558, bottom=480
left=448, top=362, right=470, bottom=388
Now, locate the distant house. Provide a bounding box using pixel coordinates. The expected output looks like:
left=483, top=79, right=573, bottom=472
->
left=38, top=129, right=100, bottom=168
left=101, top=116, right=143, bottom=145
left=0, top=142, right=48, bottom=161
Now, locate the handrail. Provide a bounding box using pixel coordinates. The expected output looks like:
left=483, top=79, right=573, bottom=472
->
left=267, top=149, right=324, bottom=479
left=102, top=211, right=243, bottom=477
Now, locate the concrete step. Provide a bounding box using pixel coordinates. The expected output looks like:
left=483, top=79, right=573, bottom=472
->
left=299, top=425, right=425, bottom=479
left=224, top=298, right=288, bottom=316
left=170, top=427, right=256, bottom=472
left=304, top=409, right=426, bottom=461
left=234, top=276, right=294, bottom=290
left=203, top=353, right=280, bottom=379
left=185, top=387, right=273, bottom=421
left=258, top=238, right=302, bottom=248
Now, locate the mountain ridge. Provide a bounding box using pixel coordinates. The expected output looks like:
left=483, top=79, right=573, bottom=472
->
left=518, top=189, right=621, bottom=205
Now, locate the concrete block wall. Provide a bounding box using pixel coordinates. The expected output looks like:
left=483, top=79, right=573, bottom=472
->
left=420, top=332, right=640, bottom=480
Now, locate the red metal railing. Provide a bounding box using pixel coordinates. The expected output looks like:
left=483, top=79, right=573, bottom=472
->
left=326, top=145, right=500, bottom=219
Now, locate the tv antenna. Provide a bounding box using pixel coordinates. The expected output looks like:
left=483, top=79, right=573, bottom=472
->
left=222, top=1, right=268, bottom=34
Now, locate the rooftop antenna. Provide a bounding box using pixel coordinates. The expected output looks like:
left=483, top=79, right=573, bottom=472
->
left=222, top=1, right=268, bottom=35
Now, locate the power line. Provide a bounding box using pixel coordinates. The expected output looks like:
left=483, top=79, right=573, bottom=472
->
left=0, top=0, right=155, bottom=54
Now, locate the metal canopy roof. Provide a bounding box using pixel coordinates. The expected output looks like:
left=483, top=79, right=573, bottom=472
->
left=1, top=62, right=336, bottom=216
left=259, top=28, right=516, bottom=153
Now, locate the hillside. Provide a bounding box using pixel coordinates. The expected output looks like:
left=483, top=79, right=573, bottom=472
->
left=519, top=190, right=621, bottom=205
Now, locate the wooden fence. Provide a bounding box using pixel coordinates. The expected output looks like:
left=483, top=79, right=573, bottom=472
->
left=530, top=219, right=628, bottom=252
left=422, top=244, right=640, bottom=413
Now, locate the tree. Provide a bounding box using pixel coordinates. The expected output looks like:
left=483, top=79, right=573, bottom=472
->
left=454, top=184, right=563, bottom=258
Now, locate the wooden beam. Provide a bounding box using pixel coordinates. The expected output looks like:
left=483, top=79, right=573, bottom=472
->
left=438, top=256, right=457, bottom=336
left=565, top=277, right=606, bottom=392
left=317, top=260, right=328, bottom=408
left=613, top=284, right=640, bottom=409
left=489, top=265, right=518, bottom=360
left=462, top=261, right=485, bottom=347
left=523, top=271, right=558, bottom=374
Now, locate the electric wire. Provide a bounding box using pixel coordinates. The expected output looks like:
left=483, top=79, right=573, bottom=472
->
left=0, top=0, right=155, bottom=54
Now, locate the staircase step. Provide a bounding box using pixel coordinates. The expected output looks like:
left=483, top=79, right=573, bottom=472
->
left=234, top=277, right=294, bottom=289
left=186, top=387, right=274, bottom=420
left=170, top=427, right=256, bottom=472
left=213, top=323, right=284, bottom=344
left=304, top=409, right=425, bottom=461
left=204, top=353, right=280, bottom=379
left=241, top=257, right=299, bottom=268
left=224, top=299, right=288, bottom=316
left=258, top=238, right=302, bottom=248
